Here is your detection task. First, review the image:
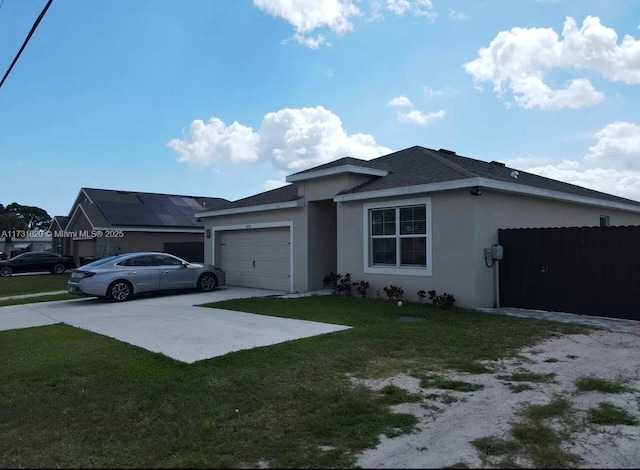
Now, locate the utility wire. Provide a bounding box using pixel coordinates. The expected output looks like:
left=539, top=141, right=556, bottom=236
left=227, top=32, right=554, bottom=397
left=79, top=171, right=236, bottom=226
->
left=0, top=0, right=54, bottom=89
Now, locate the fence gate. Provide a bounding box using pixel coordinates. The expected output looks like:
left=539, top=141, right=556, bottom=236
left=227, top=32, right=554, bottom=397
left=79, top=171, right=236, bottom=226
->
left=499, top=226, right=640, bottom=321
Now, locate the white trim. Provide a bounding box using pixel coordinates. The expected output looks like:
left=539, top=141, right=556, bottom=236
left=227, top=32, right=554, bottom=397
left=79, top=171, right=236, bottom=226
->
left=66, top=205, right=96, bottom=231
left=362, top=198, right=433, bottom=277
left=335, top=176, right=640, bottom=213
left=478, top=178, right=640, bottom=213
left=337, top=179, right=478, bottom=202
left=197, top=199, right=303, bottom=218
left=211, top=221, right=294, bottom=293
left=286, top=164, right=389, bottom=182
left=82, top=188, right=94, bottom=204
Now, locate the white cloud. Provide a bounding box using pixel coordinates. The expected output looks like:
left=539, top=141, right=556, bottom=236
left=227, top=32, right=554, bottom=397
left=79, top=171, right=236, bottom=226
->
left=521, top=121, right=640, bottom=201
left=510, top=77, right=604, bottom=110
left=585, top=121, right=640, bottom=169
left=264, top=180, right=289, bottom=191
left=388, top=95, right=413, bottom=107
left=169, top=106, right=391, bottom=173
left=464, top=16, right=640, bottom=109
left=423, top=85, right=457, bottom=97
left=423, top=86, right=444, bottom=97
left=397, top=109, right=445, bottom=125
left=253, top=0, right=360, bottom=47
left=387, top=93, right=445, bottom=125
left=386, top=0, right=435, bottom=19
left=167, top=118, right=260, bottom=166
left=526, top=165, right=640, bottom=201
left=448, top=9, right=467, bottom=21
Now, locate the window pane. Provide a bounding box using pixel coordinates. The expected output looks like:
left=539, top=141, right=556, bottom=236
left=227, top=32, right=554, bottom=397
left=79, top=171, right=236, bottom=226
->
left=400, top=205, right=426, bottom=235
left=371, top=209, right=396, bottom=236
left=400, top=237, right=426, bottom=266
left=372, top=238, right=396, bottom=265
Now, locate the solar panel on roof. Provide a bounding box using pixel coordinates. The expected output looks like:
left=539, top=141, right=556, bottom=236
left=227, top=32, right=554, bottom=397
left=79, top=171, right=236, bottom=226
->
left=158, top=214, right=177, bottom=225
left=183, top=198, right=202, bottom=209
left=169, top=196, right=187, bottom=206
left=95, top=196, right=206, bottom=228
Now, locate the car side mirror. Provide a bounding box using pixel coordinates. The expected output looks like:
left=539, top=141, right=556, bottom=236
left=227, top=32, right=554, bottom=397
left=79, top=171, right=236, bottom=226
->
left=182, top=262, right=189, bottom=268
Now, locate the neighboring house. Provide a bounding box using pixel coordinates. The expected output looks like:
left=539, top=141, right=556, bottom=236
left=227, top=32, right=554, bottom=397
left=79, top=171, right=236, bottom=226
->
left=59, top=188, right=230, bottom=264
left=197, top=146, right=640, bottom=308
left=0, top=230, right=52, bottom=257
left=48, top=215, right=69, bottom=254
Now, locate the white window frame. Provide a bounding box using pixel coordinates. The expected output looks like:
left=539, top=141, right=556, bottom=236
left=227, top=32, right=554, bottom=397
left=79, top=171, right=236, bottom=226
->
left=363, top=197, right=432, bottom=276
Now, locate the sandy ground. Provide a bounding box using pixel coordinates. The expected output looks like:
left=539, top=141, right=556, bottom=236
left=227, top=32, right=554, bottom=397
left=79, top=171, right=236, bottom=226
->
left=354, top=330, right=640, bottom=468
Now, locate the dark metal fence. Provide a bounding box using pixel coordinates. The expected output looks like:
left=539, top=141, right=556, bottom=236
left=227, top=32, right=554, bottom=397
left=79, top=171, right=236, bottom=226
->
left=499, top=226, right=640, bottom=320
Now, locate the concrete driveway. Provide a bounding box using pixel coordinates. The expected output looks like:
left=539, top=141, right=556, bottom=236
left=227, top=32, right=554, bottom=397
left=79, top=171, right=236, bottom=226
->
left=0, top=287, right=350, bottom=363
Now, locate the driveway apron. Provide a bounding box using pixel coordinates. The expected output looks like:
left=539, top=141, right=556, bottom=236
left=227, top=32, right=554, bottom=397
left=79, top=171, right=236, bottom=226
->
left=0, top=287, right=351, bottom=363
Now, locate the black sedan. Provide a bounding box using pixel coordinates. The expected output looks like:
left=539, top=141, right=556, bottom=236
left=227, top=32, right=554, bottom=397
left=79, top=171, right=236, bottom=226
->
left=0, top=251, right=76, bottom=277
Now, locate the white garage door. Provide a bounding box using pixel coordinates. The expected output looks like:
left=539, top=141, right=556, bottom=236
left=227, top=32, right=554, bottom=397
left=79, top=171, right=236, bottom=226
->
left=218, top=227, right=291, bottom=291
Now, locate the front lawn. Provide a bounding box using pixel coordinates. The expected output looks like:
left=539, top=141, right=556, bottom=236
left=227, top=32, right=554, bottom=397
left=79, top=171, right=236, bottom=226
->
left=0, top=296, right=589, bottom=468
left=0, top=273, right=71, bottom=297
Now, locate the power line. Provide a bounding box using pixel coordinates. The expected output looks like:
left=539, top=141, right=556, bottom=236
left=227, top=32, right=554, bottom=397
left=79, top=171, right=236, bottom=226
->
left=0, top=0, right=54, bottom=89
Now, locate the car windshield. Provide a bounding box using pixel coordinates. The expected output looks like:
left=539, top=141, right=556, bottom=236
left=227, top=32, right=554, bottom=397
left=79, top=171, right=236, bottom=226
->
left=81, top=255, right=121, bottom=268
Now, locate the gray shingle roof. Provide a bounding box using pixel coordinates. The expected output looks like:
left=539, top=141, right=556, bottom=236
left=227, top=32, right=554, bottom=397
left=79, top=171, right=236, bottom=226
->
left=78, top=188, right=231, bottom=229
left=339, top=146, right=640, bottom=206
left=52, top=216, right=69, bottom=230
left=288, top=156, right=392, bottom=177
left=204, top=184, right=300, bottom=211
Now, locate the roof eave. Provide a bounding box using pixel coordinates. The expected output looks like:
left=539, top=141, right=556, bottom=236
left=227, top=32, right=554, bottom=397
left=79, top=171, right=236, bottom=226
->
left=197, top=199, right=304, bottom=218
left=333, top=177, right=640, bottom=213
left=286, top=165, right=388, bottom=183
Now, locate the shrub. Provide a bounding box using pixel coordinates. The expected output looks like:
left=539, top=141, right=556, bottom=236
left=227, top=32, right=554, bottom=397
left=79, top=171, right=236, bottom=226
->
left=322, top=272, right=359, bottom=297
left=428, top=290, right=456, bottom=308
left=354, top=280, right=370, bottom=298
left=322, top=272, right=341, bottom=295
left=338, top=273, right=353, bottom=297
left=417, top=289, right=427, bottom=303
left=383, top=285, right=404, bottom=301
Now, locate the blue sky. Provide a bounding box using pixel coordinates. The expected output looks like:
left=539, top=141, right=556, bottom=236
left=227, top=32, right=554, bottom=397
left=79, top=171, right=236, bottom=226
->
left=2, top=0, right=640, bottom=218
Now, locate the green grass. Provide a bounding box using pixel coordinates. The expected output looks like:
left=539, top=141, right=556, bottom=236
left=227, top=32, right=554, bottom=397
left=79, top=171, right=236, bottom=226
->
left=574, top=376, right=630, bottom=394
left=0, top=296, right=591, bottom=468
left=587, top=403, right=639, bottom=425
left=474, top=397, right=580, bottom=468
left=472, top=436, right=519, bottom=456
left=0, top=273, right=70, bottom=297
left=420, top=376, right=484, bottom=392
left=497, top=371, right=557, bottom=383
left=377, top=385, right=422, bottom=405
left=520, top=397, right=571, bottom=420
left=0, top=293, right=77, bottom=307
left=506, top=383, right=534, bottom=393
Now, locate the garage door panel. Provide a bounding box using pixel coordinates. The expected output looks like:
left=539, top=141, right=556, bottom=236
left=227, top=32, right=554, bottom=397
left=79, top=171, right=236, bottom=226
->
left=219, top=227, right=291, bottom=291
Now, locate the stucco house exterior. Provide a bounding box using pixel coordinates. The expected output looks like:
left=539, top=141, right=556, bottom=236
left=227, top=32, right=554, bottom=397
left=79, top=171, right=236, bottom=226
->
left=56, top=188, right=230, bottom=264
left=0, top=230, right=52, bottom=257
left=197, top=146, right=640, bottom=308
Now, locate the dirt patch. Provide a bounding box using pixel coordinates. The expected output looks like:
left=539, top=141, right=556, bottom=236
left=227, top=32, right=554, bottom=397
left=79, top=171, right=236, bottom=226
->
left=354, top=330, right=640, bottom=468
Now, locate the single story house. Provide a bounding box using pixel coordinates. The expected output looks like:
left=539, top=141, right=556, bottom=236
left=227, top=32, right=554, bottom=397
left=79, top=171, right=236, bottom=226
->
left=49, top=215, right=70, bottom=255
left=0, top=230, right=52, bottom=257
left=56, top=188, right=230, bottom=264
left=197, top=146, right=640, bottom=309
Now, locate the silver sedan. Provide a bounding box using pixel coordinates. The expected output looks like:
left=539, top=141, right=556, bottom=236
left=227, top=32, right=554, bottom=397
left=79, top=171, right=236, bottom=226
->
left=67, top=252, right=226, bottom=302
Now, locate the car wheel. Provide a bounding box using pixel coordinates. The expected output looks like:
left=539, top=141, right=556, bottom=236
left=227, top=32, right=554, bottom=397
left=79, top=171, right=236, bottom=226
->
left=0, top=266, right=12, bottom=277
left=107, top=280, right=133, bottom=302
left=198, top=273, right=218, bottom=292
left=52, top=264, right=65, bottom=274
